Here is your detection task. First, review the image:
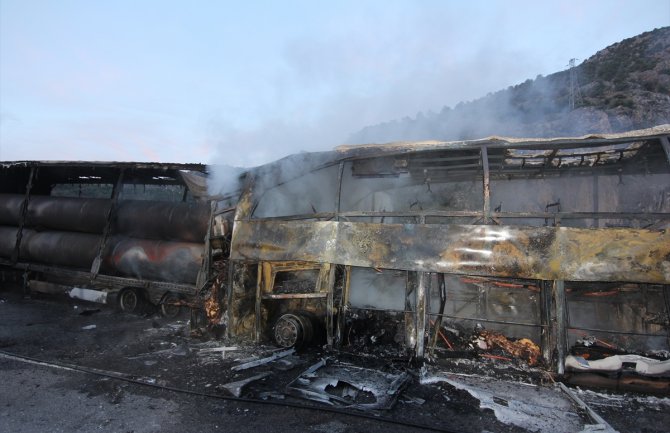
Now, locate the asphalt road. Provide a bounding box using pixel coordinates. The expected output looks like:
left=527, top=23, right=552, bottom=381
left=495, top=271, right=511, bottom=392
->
left=1, top=286, right=668, bottom=433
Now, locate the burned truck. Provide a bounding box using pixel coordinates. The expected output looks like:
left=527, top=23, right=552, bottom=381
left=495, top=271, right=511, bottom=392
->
left=220, top=125, right=670, bottom=383
left=0, top=161, right=213, bottom=316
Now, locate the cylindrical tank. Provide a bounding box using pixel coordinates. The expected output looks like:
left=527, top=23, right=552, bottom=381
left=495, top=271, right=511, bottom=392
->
left=0, top=226, right=100, bottom=269
left=0, top=226, right=203, bottom=283
left=0, top=194, right=25, bottom=225
left=0, top=194, right=209, bottom=242
left=21, top=229, right=102, bottom=268
left=0, top=225, right=19, bottom=258
left=114, top=200, right=209, bottom=243
left=28, top=195, right=111, bottom=234
left=102, top=237, right=204, bottom=284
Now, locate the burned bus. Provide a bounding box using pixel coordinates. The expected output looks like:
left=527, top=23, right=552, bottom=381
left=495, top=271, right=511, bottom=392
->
left=0, top=161, right=213, bottom=317
left=220, top=125, right=670, bottom=380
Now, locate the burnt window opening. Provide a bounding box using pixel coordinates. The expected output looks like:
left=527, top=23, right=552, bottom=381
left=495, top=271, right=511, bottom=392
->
left=118, top=183, right=188, bottom=202
left=566, top=282, right=669, bottom=355
left=251, top=164, right=340, bottom=219
left=348, top=267, right=407, bottom=311
left=51, top=183, right=115, bottom=198
left=272, top=269, right=320, bottom=294
left=503, top=141, right=645, bottom=169
left=428, top=274, right=542, bottom=344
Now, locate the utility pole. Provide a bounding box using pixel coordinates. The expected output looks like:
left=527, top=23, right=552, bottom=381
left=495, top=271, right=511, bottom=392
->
left=568, top=58, right=583, bottom=110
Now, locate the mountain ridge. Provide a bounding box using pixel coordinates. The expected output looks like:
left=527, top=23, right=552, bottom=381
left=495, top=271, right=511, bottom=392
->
left=349, top=27, right=670, bottom=144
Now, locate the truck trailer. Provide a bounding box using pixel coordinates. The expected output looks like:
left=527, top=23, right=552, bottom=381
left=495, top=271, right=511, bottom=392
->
left=0, top=161, right=215, bottom=317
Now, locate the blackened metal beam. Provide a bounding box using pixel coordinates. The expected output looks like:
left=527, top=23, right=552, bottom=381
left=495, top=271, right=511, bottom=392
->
left=325, top=264, right=336, bottom=347
left=335, top=161, right=344, bottom=220
left=405, top=272, right=417, bottom=350
left=428, top=313, right=541, bottom=328
left=261, top=292, right=327, bottom=300
left=250, top=210, right=670, bottom=223
left=90, top=169, right=123, bottom=278
left=567, top=326, right=667, bottom=338
left=430, top=273, right=447, bottom=354
left=481, top=146, right=491, bottom=223
left=255, top=262, right=263, bottom=342
left=661, top=136, right=670, bottom=165
left=553, top=280, right=568, bottom=375
left=414, top=271, right=428, bottom=359
left=11, top=167, right=36, bottom=264
left=663, top=286, right=670, bottom=350
left=336, top=266, right=351, bottom=346
left=540, top=280, right=553, bottom=365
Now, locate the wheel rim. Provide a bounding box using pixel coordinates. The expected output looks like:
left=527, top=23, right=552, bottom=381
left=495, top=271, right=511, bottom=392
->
left=119, top=289, right=138, bottom=312
left=161, top=294, right=181, bottom=318
left=274, top=315, right=302, bottom=347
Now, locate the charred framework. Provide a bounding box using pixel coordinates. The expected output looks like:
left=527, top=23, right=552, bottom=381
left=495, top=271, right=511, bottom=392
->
left=226, top=125, right=670, bottom=379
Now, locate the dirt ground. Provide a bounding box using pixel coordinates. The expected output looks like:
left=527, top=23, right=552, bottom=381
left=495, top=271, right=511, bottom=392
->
left=0, top=284, right=668, bottom=433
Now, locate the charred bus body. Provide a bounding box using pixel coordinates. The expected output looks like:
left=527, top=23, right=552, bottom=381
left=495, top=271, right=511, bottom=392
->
left=0, top=161, right=213, bottom=316
left=221, top=125, right=670, bottom=378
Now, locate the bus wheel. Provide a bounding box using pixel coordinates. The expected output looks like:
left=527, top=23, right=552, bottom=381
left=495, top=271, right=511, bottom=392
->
left=118, top=288, right=141, bottom=313
left=273, top=313, right=314, bottom=349
left=160, top=292, right=183, bottom=318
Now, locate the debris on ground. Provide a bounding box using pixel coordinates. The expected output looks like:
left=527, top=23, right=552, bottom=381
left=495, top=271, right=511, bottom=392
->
left=220, top=372, right=273, bottom=397
left=476, top=330, right=541, bottom=366
left=286, top=359, right=409, bottom=410
left=232, top=348, right=295, bottom=371
left=421, top=367, right=590, bottom=433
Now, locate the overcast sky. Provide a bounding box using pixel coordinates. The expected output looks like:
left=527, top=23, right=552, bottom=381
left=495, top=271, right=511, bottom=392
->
left=1, top=1, right=668, bottom=167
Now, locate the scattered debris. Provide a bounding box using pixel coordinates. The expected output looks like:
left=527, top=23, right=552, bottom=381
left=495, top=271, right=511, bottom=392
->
left=559, top=383, right=618, bottom=433
left=220, top=372, right=272, bottom=397
left=478, top=330, right=541, bottom=366
left=68, top=288, right=107, bottom=304
left=232, top=348, right=295, bottom=371
left=565, top=354, right=670, bottom=377
left=198, top=346, right=238, bottom=360
left=257, top=391, right=285, bottom=400
left=286, top=359, right=409, bottom=410
left=269, top=354, right=304, bottom=371
left=400, top=394, right=426, bottom=405
left=421, top=368, right=589, bottom=432
left=128, top=343, right=190, bottom=359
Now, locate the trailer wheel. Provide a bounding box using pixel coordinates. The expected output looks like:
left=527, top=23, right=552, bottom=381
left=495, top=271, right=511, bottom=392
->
left=160, top=292, right=183, bottom=318
left=118, top=288, right=142, bottom=313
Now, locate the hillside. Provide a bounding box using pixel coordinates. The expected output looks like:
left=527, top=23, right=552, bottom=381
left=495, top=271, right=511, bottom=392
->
left=350, top=27, right=670, bottom=143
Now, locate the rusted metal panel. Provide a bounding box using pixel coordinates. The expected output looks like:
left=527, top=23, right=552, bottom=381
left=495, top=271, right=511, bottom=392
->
left=231, top=221, right=670, bottom=284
